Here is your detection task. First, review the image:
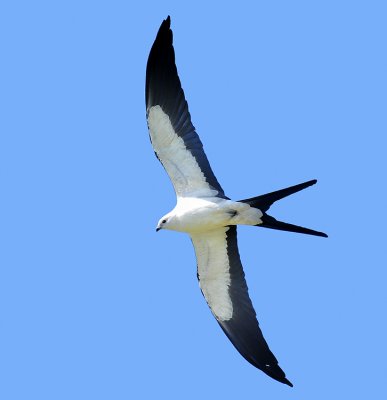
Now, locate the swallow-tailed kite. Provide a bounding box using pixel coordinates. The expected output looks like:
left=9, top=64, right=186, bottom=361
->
left=145, top=16, right=327, bottom=387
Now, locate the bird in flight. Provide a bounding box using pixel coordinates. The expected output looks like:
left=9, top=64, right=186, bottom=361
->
left=145, top=16, right=327, bottom=387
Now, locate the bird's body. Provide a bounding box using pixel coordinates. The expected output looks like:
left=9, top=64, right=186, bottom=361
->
left=159, top=197, right=262, bottom=233
left=145, top=16, right=327, bottom=387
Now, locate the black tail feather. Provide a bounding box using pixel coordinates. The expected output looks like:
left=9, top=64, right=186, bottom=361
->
left=259, top=214, right=328, bottom=238
left=239, top=179, right=327, bottom=237
left=240, top=179, right=317, bottom=212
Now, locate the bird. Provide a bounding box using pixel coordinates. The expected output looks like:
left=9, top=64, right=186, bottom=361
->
left=145, top=16, right=327, bottom=387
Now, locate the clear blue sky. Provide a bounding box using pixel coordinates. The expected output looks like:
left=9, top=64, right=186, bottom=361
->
left=1, top=1, right=386, bottom=399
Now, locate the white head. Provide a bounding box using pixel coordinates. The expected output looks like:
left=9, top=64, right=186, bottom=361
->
left=156, top=212, right=177, bottom=232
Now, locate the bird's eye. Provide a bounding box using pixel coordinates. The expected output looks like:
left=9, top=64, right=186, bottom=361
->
left=162, top=219, right=166, bottom=224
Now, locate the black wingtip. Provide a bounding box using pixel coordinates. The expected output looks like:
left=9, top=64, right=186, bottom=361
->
left=285, top=379, right=294, bottom=387
left=261, top=363, right=293, bottom=387
left=276, top=375, right=293, bottom=387
left=146, top=16, right=175, bottom=109
left=157, top=16, right=171, bottom=35
left=267, top=371, right=293, bottom=387
left=161, top=15, right=171, bottom=29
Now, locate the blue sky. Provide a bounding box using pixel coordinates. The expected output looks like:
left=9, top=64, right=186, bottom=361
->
left=1, top=1, right=386, bottom=399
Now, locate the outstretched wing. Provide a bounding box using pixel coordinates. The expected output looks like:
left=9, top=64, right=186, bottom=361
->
left=146, top=16, right=226, bottom=199
left=190, top=226, right=293, bottom=386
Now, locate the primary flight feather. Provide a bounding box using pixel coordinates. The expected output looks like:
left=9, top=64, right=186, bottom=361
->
left=145, top=16, right=327, bottom=387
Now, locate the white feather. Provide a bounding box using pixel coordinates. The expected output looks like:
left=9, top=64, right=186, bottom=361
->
left=191, top=227, right=233, bottom=321
left=147, top=106, right=217, bottom=198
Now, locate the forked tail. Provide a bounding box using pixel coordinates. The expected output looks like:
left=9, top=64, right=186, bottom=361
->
left=239, top=179, right=328, bottom=238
